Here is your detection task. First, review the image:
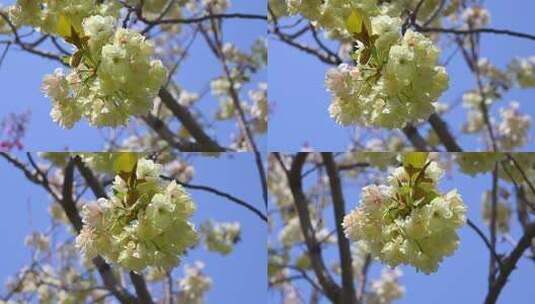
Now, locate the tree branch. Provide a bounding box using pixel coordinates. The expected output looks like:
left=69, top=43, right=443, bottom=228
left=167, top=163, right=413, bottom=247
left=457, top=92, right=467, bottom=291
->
left=356, top=255, right=371, bottom=301
left=402, top=124, right=432, bottom=151
left=284, top=153, right=342, bottom=303
left=0, top=153, right=61, bottom=202
left=130, top=273, right=154, bottom=304
left=466, top=219, right=503, bottom=270
left=321, top=153, right=357, bottom=304
left=515, top=187, right=535, bottom=258
left=268, top=6, right=341, bottom=65
left=0, top=12, right=65, bottom=64
left=206, top=17, right=268, bottom=208
left=160, top=175, right=267, bottom=222
left=158, top=87, right=224, bottom=152
left=142, top=114, right=208, bottom=152
left=428, top=113, right=463, bottom=152
left=414, top=24, right=535, bottom=41
left=489, top=164, right=499, bottom=288
left=143, top=13, right=267, bottom=25
left=484, top=222, right=535, bottom=304
left=59, top=159, right=83, bottom=233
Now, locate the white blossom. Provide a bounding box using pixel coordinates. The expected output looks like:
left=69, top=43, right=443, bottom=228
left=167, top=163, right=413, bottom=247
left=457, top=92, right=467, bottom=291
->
left=498, top=101, right=531, bottom=150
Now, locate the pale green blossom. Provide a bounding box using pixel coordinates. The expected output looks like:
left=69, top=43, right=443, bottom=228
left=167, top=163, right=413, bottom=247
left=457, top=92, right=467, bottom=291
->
left=178, top=262, right=212, bottom=304
left=481, top=191, right=511, bottom=234
left=75, top=158, right=197, bottom=272
left=201, top=221, right=241, bottom=255
left=343, top=157, right=466, bottom=273
left=326, top=28, right=448, bottom=128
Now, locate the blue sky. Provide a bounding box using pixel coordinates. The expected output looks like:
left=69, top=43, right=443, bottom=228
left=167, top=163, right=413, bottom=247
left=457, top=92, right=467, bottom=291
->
left=268, top=153, right=535, bottom=304
left=0, top=153, right=267, bottom=303
left=269, top=0, right=535, bottom=152
left=0, top=0, right=266, bottom=151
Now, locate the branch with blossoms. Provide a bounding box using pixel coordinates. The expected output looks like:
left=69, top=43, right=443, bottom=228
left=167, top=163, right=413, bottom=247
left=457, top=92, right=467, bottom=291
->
left=268, top=152, right=535, bottom=304
left=0, top=1, right=267, bottom=153
left=268, top=0, right=535, bottom=152
left=0, top=1, right=268, bottom=213
left=0, top=152, right=263, bottom=304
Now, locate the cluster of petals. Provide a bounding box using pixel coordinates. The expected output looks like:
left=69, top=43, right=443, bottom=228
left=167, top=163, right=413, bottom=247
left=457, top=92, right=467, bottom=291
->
left=325, top=13, right=448, bottom=128
left=343, top=159, right=466, bottom=273
left=41, top=15, right=167, bottom=128
left=76, top=158, right=197, bottom=272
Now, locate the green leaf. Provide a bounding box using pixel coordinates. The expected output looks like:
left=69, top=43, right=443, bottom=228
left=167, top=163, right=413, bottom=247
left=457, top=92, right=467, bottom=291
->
left=346, top=9, right=363, bottom=34
left=346, top=9, right=372, bottom=36
left=113, top=153, right=139, bottom=174
left=402, top=152, right=429, bottom=169
left=64, top=26, right=83, bottom=48
left=57, top=14, right=72, bottom=38
left=62, top=56, right=71, bottom=65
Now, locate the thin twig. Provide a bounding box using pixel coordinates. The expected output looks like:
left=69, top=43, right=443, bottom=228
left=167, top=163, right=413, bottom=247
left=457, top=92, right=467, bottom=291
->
left=466, top=219, right=503, bottom=269
left=160, top=175, right=267, bottom=222
left=414, top=24, right=535, bottom=41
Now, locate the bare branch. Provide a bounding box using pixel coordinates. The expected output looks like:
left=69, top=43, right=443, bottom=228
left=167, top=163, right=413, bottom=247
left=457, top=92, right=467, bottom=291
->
left=145, top=13, right=267, bottom=25
left=158, top=87, right=224, bottom=152
left=515, top=187, right=535, bottom=258
left=204, top=17, right=268, bottom=208
left=466, top=219, right=503, bottom=270
left=414, top=24, right=535, bottom=41
left=130, top=273, right=154, bottom=304
left=402, top=124, right=433, bottom=151
left=284, top=153, right=342, bottom=303
left=321, top=153, right=357, bottom=304
left=142, top=114, right=209, bottom=152
left=356, top=255, right=371, bottom=301
left=489, top=164, right=499, bottom=288
left=269, top=6, right=341, bottom=65
left=428, top=113, right=463, bottom=152
left=484, top=222, right=535, bottom=304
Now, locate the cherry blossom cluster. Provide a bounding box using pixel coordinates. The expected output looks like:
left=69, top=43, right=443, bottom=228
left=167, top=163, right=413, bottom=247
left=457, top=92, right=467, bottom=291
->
left=270, top=0, right=453, bottom=28
left=367, top=268, right=405, bottom=304
left=201, top=220, right=241, bottom=255
left=455, top=153, right=503, bottom=176
left=508, top=56, right=535, bottom=88
left=41, top=17, right=167, bottom=128
left=481, top=191, right=511, bottom=234
left=75, top=158, right=197, bottom=272
left=178, top=262, right=212, bottom=304
left=7, top=1, right=167, bottom=128
left=325, top=28, right=448, bottom=128
left=8, top=0, right=121, bottom=35
left=343, top=154, right=466, bottom=273
left=497, top=102, right=531, bottom=150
